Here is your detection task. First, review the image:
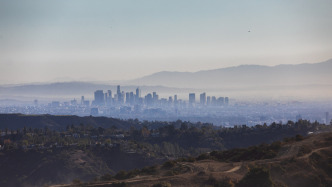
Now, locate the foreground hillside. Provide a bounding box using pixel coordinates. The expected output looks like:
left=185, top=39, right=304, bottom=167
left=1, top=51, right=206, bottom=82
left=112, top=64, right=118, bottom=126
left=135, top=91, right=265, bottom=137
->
left=0, top=114, right=331, bottom=187
left=52, top=132, right=332, bottom=187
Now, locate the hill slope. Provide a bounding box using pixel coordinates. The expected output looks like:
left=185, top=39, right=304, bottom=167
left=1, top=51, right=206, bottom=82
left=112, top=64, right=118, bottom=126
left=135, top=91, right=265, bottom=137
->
left=53, top=132, right=332, bottom=187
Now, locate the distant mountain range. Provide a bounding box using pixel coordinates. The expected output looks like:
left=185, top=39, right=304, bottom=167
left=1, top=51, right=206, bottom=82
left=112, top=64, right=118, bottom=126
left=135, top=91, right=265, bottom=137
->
left=0, top=59, right=331, bottom=100
left=128, top=59, right=332, bottom=89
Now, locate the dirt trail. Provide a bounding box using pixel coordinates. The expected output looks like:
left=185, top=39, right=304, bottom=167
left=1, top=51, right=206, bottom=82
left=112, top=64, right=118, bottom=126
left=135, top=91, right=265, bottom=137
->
left=225, top=165, right=241, bottom=173
left=299, top=146, right=332, bottom=159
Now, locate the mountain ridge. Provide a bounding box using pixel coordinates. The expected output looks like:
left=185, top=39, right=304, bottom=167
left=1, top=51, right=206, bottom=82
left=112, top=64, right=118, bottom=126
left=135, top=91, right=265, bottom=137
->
left=128, top=59, right=332, bottom=89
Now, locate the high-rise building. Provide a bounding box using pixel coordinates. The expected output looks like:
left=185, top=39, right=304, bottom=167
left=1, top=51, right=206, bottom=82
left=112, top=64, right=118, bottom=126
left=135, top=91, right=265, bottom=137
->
left=107, top=90, right=112, bottom=105
left=211, top=96, right=217, bottom=106
left=218, top=97, right=224, bottom=105
left=136, top=87, right=141, bottom=102
left=207, top=96, right=211, bottom=106
left=126, top=92, right=130, bottom=104
left=174, top=95, right=178, bottom=105
left=117, top=85, right=121, bottom=102
left=200, top=92, right=206, bottom=106
left=121, top=91, right=125, bottom=103
left=145, top=93, right=153, bottom=106
left=104, top=93, right=108, bottom=104
left=81, top=96, right=84, bottom=105
left=108, top=90, right=112, bottom=99
left=153, top=92, right=158, bottom=104
left=130, top=92, right=134, bottom=105
left=225, top=97, right=229, bottom=105
left=169, top=96, right=173, bottom=104
left=189, top=93, right=195, bottom=106
left=94, top=90, right=104, bottom=106
left=71, top=99, right=77, bottom=106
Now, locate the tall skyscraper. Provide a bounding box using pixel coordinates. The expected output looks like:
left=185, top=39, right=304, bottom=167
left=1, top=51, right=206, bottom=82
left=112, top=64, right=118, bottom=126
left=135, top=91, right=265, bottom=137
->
left=169, top=96, right=173, bottom=104
left=145, top=93, right=153, bottom=106
left=189, top=93, right=195, bottom=106
left=81, top=96, right=84, bottom=105
left=107, top=90, right=112, bottom=105
left=130, top=92, right=134, bottom=105
left=108, top=90, right=112, bottom=99
left=104, top=93, right=108, bottom=104
left=207, top=96, right=211, bottom=106
left=225, top=97, right=229, bottom=105
left=218, top=97, right=224, bottom=105
left=136, top=87, right=141, bottom=102
left=152, top=92, right=158, bottom=103
left=211, top=96, right=217, bottom=106
left=200, top=92, right=206, bottom=106
left=117, top=85, right=121, bottom=102
left=126, top=92, right=130, bottom=104
left=94, top=90, right=104, bottom=106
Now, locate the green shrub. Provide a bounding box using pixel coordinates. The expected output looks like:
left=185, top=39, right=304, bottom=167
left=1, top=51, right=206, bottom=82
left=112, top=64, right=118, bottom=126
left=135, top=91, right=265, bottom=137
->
left=162, top=160, right=177, bottom=169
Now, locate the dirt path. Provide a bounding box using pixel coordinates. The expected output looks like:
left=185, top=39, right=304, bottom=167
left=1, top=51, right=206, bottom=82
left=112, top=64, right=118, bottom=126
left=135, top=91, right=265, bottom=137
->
left=225, top=165, right=241, bottom=173
left=299, top=146, right=332, bottom=159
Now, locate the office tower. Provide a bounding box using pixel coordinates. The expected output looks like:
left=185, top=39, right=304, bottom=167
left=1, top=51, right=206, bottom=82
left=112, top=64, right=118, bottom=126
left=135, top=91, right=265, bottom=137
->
left=81, top=96, right=84, bottom=105
left=174, top=95, right=178, bottom=106
left=71, top=99, right=77, bottom=106
left=126, top=92, right=130, bottom=104
left=94, top=90, right=104, bottom=106
left=107, top=90, right=112, bottom=105
left=225, top=97, right=229, bottom=105
left=108, top=90, right=112, bottom=99
left=117, top=85, right=121, bottom=102
left=152, top=92, right=158, bottom=104
left=145, top=93, right=153, bottom=106
left=189, top=93, right=195, bottom=106
left=104, top=93, right=108, bottom=104
left=326, top=112, right=330, bottom=125
left=121, top=91, right=125, bottom=103
left=211, top=96, right=217, bottom=106
left=200, top=92, right=206, bottom=106
left=130, top=92, right=134, bottom=105
left=169, top=96, right=173, bottom=104
left=136, top=87, right=141, bottom=101
left=207, top=96, right=211, bottom=106
left=218, top=97, right=224, bottom=105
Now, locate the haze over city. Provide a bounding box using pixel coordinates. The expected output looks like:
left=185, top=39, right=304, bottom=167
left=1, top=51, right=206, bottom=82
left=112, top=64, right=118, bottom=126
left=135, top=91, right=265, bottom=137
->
left=1, top=1, right=332, bottom=187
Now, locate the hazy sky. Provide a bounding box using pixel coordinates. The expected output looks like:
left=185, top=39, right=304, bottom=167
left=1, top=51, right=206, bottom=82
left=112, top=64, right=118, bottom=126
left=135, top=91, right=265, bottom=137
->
left=0, top=0, right=331, bottom=84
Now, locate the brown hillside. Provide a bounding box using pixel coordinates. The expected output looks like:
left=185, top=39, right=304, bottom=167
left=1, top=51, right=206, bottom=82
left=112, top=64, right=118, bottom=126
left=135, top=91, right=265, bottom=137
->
left=51, top=132, right=332, bottom=187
